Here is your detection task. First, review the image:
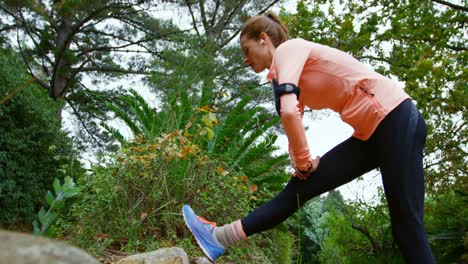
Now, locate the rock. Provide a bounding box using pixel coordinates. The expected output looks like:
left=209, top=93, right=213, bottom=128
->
left=0, top=230, right=100, bottom=264
left=116, top=247, right=189, bottom=264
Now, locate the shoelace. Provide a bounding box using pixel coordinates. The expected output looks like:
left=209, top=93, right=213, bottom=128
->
left=198, top=216, right=217, bottom=231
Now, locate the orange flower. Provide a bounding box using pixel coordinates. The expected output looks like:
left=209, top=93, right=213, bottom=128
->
left=249, top=185, right=258, bottom=193
left=197, top=105, right=210, bottom=112
left=240, top=175, right=248, bottom=182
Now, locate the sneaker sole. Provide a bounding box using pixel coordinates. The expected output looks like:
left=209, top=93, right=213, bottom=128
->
left=183, top=209, right=216, bottom=263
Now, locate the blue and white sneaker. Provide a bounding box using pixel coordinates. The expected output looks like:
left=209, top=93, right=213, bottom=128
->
left=182, top=205, right=225, bottom=262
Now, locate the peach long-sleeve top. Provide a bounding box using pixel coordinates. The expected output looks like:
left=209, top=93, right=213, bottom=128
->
left=267, top=38, right=410, bottom=171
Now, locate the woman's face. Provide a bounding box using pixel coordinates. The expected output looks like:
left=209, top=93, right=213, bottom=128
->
left=240, top=35, right=272, bottom=73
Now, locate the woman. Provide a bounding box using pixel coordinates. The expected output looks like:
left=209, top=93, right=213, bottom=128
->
left=183, top=12, right=435, bottom=263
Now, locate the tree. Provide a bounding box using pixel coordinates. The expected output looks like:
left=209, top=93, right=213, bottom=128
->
left=0, top=47, right=81, bottom=225
left=0, top=0, right=182, bottom=149
left=1, top=0, right=288, bottom=149
left=282, top=0, right=466, bottom=194
left=0, top=0, right=178, bottom=100
left=149, top=0, right=284, bottom=112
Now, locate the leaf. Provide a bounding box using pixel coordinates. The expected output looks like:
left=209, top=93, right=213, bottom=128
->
left=54, top=200, right=65, bottom=210
left=45, top=191, right=55, bottom=206
left=41, top=212, right=57, bottom=233
left=37, top=208, right=47, bottom=225
left=53, top=178, right=61, bottom=196
left=206, top=128, right=214, bottom=140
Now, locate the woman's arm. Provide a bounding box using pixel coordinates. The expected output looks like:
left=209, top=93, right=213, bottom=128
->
left=280, top=93, right=319, bottom=176
left=272, top=39, right=319, bottom=178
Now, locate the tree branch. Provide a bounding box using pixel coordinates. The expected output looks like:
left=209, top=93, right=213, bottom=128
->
left=0, top=3, right=16, bottom=17
left=198, top=0, right=209, bottom=32
left=351, top=222, right=380, bottom=256
left=219, top=0, right=280, bottom=48
left=76, top=38, right=155, bottom=57
left=220, top=0, right=246, bottom=32
left=16, top=29, right=49, bottom=91
left=0, top=76, right=35, bottom=105
left=50, top=3, right=138, bottom=98
left=446, top=44, right=467, bottom=51
left=185, top=0, right=201, bottom=37
left=78, top=67, right=151, bottom=75
left=0, top=24, right=17, bottom=33
left=65, top=98, right=103, bottom=148
left=209, top=0, right=221, bottom=28
left=17, top=10, right=43, bottom=47
left=431, top=0, right=468, bottom=12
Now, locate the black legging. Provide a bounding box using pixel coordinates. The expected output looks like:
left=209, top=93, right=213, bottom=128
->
left=241, top=99, right=435, bottom=263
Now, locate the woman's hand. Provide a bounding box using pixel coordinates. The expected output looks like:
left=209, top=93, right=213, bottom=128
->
left=293, top=156, right=320, bottom=180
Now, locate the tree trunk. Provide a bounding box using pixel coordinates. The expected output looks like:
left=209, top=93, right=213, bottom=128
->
left=52, top=14, right=73, bottom=99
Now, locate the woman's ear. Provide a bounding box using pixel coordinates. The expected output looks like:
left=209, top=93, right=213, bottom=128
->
left=259, top=32, right=269, bottom=44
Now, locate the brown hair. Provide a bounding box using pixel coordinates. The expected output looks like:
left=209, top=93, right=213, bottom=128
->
left=240, top=11, right=289, bottom=47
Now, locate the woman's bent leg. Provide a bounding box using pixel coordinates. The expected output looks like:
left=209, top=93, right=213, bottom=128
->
left=241, top=136, right=378, bottom=236
left=374, top=99, right=435, bottom=263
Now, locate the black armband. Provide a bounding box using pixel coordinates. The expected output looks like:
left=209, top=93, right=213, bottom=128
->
left=271, top=80, right=301, bottom=116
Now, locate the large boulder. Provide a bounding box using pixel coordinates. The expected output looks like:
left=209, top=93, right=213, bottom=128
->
left=0, top=230, right=100, bottom=264
left=116, top=247, right=189, bottom=264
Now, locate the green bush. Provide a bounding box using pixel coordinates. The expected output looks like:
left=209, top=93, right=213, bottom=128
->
left=425, top=190, right=468, bottom=263
left=0, top=48, right=80, bottom=225
left=57, top=131, right=265, bottom=261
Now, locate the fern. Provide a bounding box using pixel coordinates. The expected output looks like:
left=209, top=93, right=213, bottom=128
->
left=127, top=89, right=160, bottom=137
left=209, top=97, right=253, bottom=153
left=105, top=102, right=142, bottom=138
left=101, top=122, right=126, bottom=145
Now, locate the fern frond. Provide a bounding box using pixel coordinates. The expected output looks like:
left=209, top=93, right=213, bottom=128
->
left=128, top=89, right=160, bottom=137
left=100, top=122, right=127, bottom=145
left=105, top=102, right=142, bottom=138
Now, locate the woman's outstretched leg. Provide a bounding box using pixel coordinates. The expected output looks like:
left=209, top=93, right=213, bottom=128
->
left=183, top=136, right=378, bottom=261
left=241, top=136, right=378, bottom=236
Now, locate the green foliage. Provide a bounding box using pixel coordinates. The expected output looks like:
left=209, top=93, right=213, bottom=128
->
left=102, top=89, right=162, bottom=144
left=318, top=197, right=403, bottom=264
left=57, top=127, right=269, bottom=262
left=33, top=176, right=80, bottom=237
left=57, top=88, right=292, bottom=262
left=208, top=97, right=290, bottom=198
left=425, top=190, right=468, bottom=263
left=0, top=48, right=80, bottom=225
left=149, top=35, right=273, bottom=115
left=104, top=89, right=290, bottom=201
left=287, top=190, right=345, bottom=264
